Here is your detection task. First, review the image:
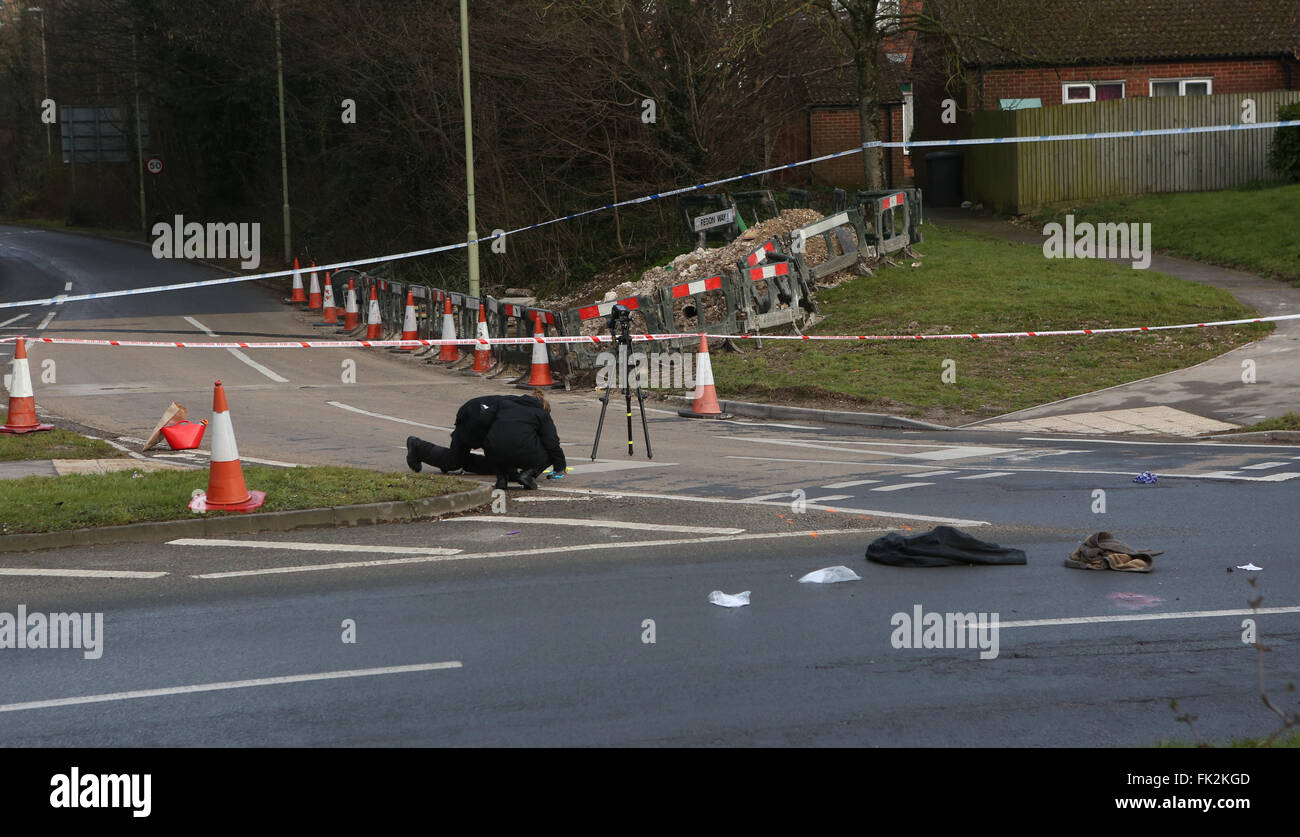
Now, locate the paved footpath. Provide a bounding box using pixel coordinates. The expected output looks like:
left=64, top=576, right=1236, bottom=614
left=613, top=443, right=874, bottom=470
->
left=929, top=209, right=1300, bottom=435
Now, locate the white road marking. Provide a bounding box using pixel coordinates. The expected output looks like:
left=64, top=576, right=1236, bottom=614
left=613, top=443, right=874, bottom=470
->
left=63, top=282, right=73, bottom=291
left=192, top=528, right=889, bottom=579
left=907, top=470, right=958, bottom=477
left=0, top=661, right=463, bottom=714
left=1000, top=605, right=1300, bottom=630
left=168, top=538, right=461, bottom=556
left=1020, top=436, right=1295, bottom=449
left=1241, top=461, right=1288, bottom=470
left=514, top=495, right=592, bottom=502
left=870, top=482, right=934, bottom=492
left=327, top=401, right=453, bottom=433
left=185, top=316, right=289, bottom=383
left=727, top=456, right=1292, bottom=482
left=571, top=459, right=676, bottom=474
left=543, top=486, right=989, bottom=526
left=742, top=492, right=796, bottom=502
left=0, top=313, right=30, bottom=328
left=1254, top=472, right=1300, bottom=482
left=721, top=436, right=1019, bottom=462
left=445, top=516, right=744, bottom=535
left=36, top=312, right=57, bottom=330
left=720, top=420, right=823, bottom=430
left=0, top=568, right=167, bottom=579
left=805, top=494, right=852, bottom=503
left=955, top=471, right=1016, bottom=480
left=821, top=479, right=880, bottom=488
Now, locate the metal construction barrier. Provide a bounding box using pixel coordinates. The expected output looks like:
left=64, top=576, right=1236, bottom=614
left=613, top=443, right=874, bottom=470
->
left=659, top=272, right=740, bottom=340
left=856, top=187, right=923, bottom=246
left=789, top=208, right=871, bottom=280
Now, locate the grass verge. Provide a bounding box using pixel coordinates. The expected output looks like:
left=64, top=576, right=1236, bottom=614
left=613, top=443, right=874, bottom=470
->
left=1158, top=730, right=1300, bottom=748
left=707, top=224, right=1268, bottom=424
left=1030, top=182, right=1300, bottom=285
left=1222, top=412, right=1300, bottom=433
left=0, top=415, right=127, bottom=462
left=0, top=465, right=473, bottom=535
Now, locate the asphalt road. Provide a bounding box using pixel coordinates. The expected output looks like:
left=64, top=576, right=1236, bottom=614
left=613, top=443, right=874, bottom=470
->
left=1, top=228, right=1296, bottom=747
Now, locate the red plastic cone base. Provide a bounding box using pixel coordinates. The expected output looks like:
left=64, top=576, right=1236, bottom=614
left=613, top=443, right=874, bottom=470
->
left=202, top=489, right=267, bottom=513
left=0, top=423, right=54, bottom=434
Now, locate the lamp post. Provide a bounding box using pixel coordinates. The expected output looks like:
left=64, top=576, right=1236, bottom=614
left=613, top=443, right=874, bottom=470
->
left=459, top=0, right=479, bottom=298
left=274, top=0, right=291, bottom=263
left=26, top=6, right=49, bottom=156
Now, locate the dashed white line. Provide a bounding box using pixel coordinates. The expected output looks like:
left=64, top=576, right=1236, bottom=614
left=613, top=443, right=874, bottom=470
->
left=184, top=316, right=289, bottom=383
left=907, top=470, right=959, bottom=478
left=0, top=568, right=167, bottom=579
left=0, top=661, right=463, bottom=714
left=954, top=471, right=1015, bottom=480
left=821, top=479, right=881, bottom=489
left=743, top=491, right=796, bottom=502
left=445, top=516, right=744, bottom=535
left=168, top=538, right=461, bottom=556
left=192, top=527, right=890, bottom=579
left=804, top=494, right=853, bottom=503
left=1241, top=461, right=1288, bottom=470
left=1000, top=605, right=1300, bottom=629
left=869, top=482, right=934, bottom=492
left=36, top=312, right=57, bottom=330
left=0, top=313, right=29, bottom=328
left=327, top=401, right=453, bottom=433
left=63, top=282, right=73, bottom=292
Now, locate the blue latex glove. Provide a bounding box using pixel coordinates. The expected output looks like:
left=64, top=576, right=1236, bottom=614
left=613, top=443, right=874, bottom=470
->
left=548, top=471, right=566, bottom=480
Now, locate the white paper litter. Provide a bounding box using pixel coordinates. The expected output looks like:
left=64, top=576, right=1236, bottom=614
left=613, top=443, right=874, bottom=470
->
left=708, top=590, right=751, bottom=608
left=1236, top=563, right=1263, bottom=571
left=798, top=566, right=862, bottom=584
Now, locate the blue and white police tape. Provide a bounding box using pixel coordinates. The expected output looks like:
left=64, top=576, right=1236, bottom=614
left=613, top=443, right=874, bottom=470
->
left=3, top=117, right=1296, bottom=313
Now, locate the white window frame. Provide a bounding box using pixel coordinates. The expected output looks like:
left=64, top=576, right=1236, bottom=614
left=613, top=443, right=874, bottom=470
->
left=1062, top=81, right=1126, bottom=104
left=1148, top=77, right=1213, bottom=97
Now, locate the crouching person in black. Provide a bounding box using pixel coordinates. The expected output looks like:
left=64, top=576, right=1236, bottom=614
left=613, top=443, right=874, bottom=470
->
left=406, top=394, right=523, bottom=477
left=483, top=390, right=567, bottom=490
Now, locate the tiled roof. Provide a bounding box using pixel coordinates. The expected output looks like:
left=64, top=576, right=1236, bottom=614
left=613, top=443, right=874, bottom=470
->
left=929, top=0, right=1300, bottom=66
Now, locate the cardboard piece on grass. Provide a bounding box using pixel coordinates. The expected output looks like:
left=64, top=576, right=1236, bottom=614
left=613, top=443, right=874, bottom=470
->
left=144, top=402, right=187, bottom=451
left=798, top=566, right=861, bottom=584
left=708, top=590, right=751, bottom=608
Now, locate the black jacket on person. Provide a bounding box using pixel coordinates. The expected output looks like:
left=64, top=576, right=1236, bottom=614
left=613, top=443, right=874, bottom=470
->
left=453, top=395, right=529, bottom=449
left=482, top=395, right=566, bottom=475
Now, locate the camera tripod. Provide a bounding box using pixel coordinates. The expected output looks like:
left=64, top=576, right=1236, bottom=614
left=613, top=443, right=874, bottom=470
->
left=591, top=306, right=653, bottom=460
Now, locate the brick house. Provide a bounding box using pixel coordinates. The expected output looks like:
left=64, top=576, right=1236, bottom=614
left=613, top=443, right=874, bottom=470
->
left=921, top=0, right=1300, bottom=117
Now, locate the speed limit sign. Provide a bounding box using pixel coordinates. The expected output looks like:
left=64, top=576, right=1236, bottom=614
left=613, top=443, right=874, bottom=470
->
left=146, top=156, right=164, bottom=175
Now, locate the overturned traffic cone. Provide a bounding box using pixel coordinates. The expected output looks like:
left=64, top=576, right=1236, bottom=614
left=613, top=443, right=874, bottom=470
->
left=315, top=273, right=338, bottom=327
left=470, top=305, right=493, bottom=373
left=1, top=339, right=54, bottom=434
left=365, top=286, right=383, bottom=340
left=192, top=380, right=265, bottom=513
left=678, top=336, right=731, bottom=419
left=307, top=262, right=322, bottom=310
left=341, top=279, right=360, bottom=332
left=518, top=311, right=559, bottom=388
left=437, top=298, right=461, bottom=363
left=391, top=289, right=419, bottom=352
left=290, top=257, right=307, bottom=304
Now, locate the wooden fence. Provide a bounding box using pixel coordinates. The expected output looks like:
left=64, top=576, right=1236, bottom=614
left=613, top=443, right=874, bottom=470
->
left=965, top=90, right=1300, bottom=213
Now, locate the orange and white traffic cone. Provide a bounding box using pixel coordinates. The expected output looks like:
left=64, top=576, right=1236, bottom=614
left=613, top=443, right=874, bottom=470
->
left=677, top=336, right=731, bottom=419
left=341, top=279, right=360, bottom=331
left=192, top=380, right=265, bottom=512
left=391, top=289, right=419, bottom=352
left=307, top=262, right=322, bottom=310
left=290, top=257, right=307, bottom=304
left=437, top=297, right=460, bottom=363
left=365, top=286, right=383, bottom=341
left=470, top=305, right=493, bottom=373
left=1, top=338, right=54, bottom=434
left=315, top=273, right=338, bottom=327
left=518, top=311, right=558, bottom=388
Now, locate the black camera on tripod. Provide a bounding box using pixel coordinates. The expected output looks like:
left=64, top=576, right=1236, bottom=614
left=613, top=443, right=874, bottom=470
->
left=606, top=303, right=633, bottom=341
left=591, top=303, right=653, bottom=460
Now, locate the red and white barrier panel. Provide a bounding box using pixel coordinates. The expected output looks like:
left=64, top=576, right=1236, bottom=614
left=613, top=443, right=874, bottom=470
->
left=746, top=262, right=789, bottom=281
left=3, top=312, right=1290, bottom=349
left=744, top=240, right=777, bottom=267
left=670, top=275, right=723, bottom=298
left=881, top=192, right=905, bottom=210
left=576, top=297, right=640, bottom=321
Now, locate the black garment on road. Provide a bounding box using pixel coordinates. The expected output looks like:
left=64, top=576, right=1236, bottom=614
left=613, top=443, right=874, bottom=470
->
left=865, top=526, right=1027, bottom=568
left=483, top=395, right=567, bottom=479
